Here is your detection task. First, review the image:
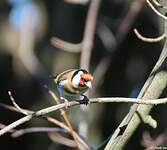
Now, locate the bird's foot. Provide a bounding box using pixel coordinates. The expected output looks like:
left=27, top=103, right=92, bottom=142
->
left=79, top=95, right=89, bottom=105
left=60, top=97, right=69, bottom=109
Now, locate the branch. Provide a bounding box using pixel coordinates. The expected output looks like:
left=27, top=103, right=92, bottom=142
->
left=7, top=88, right=87, bottom=149
left=0, top=102, right=91, bottom=150
left=79, top=0, right=101, bottom=138
left=64, top=0, right=89, bottom=5
left=49, top=132, right=77, bottom=148
left=105, top=51, right=167, bottom=150
left=48, top=90, right=82, bottom=150
left=146, top=0, right=167, bottom=20
left=80, top=0, right=101, bottom=70
left=142, top=130, right=167, bottom=150
left=134, top=28, right=166, bottom=42
left=105, top=16, right=167, bottom=150
left=50, top=37, right=81, bottom=53
left=116, top=0, right=145, bottom=41
left=44, top=116, right=89, bottom=149
left=2, top=123, right=59, bottom=138
left=93, top=0, right=145, bottom=91
left=8, top=91, right=29, bottom=115
left=1, top=97, right=167, bottom=137
left=9, top=127, right=65, bottom=138
left=152, top=0, right=163, bottom=7
left=0, top=123, right=78, bottom=148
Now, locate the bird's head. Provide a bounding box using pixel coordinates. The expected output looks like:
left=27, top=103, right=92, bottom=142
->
left=71, top=69, right=93, bottom=89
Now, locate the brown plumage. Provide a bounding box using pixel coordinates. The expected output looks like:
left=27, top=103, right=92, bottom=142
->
left=53, top=69, right=93, bottom=105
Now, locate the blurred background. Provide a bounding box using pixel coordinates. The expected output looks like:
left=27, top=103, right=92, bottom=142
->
left=0, top=0, right=167, bottom=150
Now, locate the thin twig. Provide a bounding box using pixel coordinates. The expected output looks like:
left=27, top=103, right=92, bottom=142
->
left=49, top=132, right=77, bottom=148
left=80, top=0, right=101, bottom=70
left=79, top=0, right=101, bottom=138
left=1, top=97, right=167, bottom=137
left=0, top=122, right=77, bottom=148
left=146, top=0, right=167, bottom=20
left=116, top=0, right=145, bottom=41
left=97, top=21, right=117, bottom=51
left=0, top=124, right=66, bottom=138
left=142, top=130, right=167, bottom=150
left=0, top=102, right=91, bottom=149
left=8, top=91, right=29, bottom=115
left=48, top=90, right=82, bottom=150
left=18, top=7, right=45, bottom=76
left=105, top=32, right=167, bottom=150
left=50, top=37, right=81, bottom=53
left=134, top=28, right=166, bottom=42
left=152, top=0, right=163, bottom=7
left=0, top=102, right=33, bottom=114
left=92, top=21, right=117, bottom=91
left=64, top=0, right=89, bottom=5
left=11, top=127, right=65, bottom=138
left=93, top=0, right=145, bottom=91
left=0, top=123, right=15, bottom=133
left=91, top=97, right=167, bottom=105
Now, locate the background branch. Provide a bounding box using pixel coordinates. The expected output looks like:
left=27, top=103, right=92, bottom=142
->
left=93, top=0, right=145, bottom=91
left=79, top=0, right=101, bottom=138
left=146, top=0, right=167, bottom=20
left=134, top=28, right=166, bottom=42
left=48, top=90, right=82, bottom=150
left=105, top=41, right=167, bottom=150
left=104, top=1, right=167, bottom=148
left=0, top=100, right=90, bottom=149
left=50, top=37, right=81, bottom=53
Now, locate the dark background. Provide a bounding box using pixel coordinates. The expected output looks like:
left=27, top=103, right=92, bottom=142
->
left=0, top=0, right=166, bottom=150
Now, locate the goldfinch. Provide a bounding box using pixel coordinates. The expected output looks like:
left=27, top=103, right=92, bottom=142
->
left=53, top=69, right=93, bottom=105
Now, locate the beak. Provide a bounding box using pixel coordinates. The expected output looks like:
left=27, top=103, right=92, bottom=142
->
left=85, top=81, right=92, bottom=88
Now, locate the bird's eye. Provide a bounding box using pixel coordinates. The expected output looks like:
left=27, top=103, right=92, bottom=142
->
left=79, top=78, right=87, bottom=86
left=81, top=78, right=87, bottom=82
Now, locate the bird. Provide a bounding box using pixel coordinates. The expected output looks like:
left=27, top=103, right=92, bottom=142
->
left=52, top=69, right=93, bottom=106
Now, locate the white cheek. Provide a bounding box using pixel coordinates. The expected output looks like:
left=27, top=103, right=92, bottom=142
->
left=85, top=81, right=92, bottom=88
left=72, top=74, right=81, bottom=88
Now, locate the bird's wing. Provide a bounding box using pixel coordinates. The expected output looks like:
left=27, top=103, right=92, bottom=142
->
left=54, top=69, right=75, bottom=84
